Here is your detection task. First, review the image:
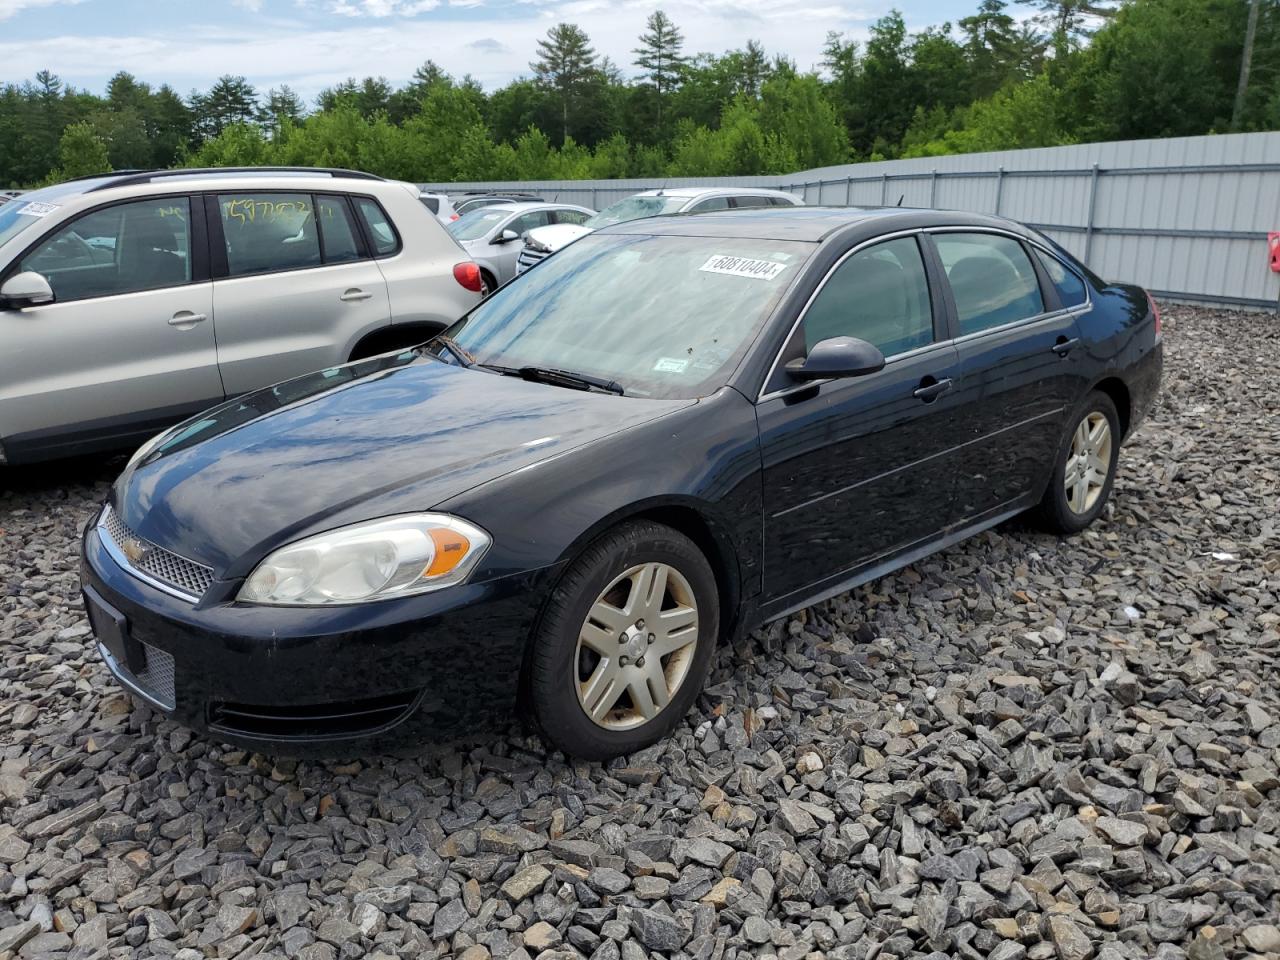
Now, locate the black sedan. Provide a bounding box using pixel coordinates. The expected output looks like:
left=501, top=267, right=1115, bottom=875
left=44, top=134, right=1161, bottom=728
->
left=80, top=207, right=1163, bottom=760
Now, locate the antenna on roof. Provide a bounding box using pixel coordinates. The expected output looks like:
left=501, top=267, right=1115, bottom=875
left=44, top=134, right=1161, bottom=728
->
left=896, top=194, right=905, bottom=207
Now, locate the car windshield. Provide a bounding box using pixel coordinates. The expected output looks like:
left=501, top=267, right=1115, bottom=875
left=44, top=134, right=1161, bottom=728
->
left=585, top=195, right=688, bottom=229
left=430, top=232, right=813, bottom=400
left=0, top=180, right=104, bottom=248
left=448, top=209, right=507, bottom=241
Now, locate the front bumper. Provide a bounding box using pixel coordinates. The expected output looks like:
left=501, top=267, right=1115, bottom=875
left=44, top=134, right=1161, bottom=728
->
left=80, top=518, right=558, bottom=754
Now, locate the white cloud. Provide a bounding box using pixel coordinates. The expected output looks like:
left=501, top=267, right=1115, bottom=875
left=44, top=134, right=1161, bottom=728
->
left=0, top=0, right=878, bottom=97
left=0, top=0, right=82, bottom=22
left=232, top=0, right=264, bottom=11
left=329, top=0, right=439, bottom=15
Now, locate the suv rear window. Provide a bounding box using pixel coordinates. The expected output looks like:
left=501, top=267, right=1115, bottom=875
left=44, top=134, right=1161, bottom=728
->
left=218, top=193, right=320, bottom=277
left=354, top=198, right=400, bottom=257
left=419, top=196, right=440, bottom=214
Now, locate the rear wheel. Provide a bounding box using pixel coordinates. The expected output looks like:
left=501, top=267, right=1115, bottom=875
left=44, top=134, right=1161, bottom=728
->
left=479, top=270, right=497, bottom=297
left=528, top=521, right=719, bottom=760
left=1036, top=390, right=1121, bottom=534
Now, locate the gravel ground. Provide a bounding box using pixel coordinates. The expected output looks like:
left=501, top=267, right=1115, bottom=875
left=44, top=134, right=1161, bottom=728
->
left=1, top=304, right=1277, bottom=960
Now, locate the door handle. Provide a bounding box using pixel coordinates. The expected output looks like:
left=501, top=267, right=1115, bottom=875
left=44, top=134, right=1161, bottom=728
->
left=340, top=288, right=373, bottom=302
left=168, top=312, right=207, bottom=326
left=1052, top=337, right=1081, bottom=357
left=913, top=377, right=953, bottom=402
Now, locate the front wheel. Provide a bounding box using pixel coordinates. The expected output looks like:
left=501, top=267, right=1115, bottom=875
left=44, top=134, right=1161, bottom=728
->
left=1036, top=390, right=1121, bottom=534
left=528, top=521, right=719, bottom=760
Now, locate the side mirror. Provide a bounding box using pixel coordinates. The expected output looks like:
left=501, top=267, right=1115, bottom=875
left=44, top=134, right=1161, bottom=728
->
left=0, top=271, right=55, bottom=309
left=786, top=336, right=885, bottom=381
left=494, top=229, right=520, bottom=245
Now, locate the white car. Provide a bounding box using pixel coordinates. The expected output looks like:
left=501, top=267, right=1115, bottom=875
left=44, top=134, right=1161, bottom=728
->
left=517, top=187, right=803, bottom=274
left=0, top=167, right=483, bottom=465
left=448, top=202, right=595, bottom=290
left=418, top=191, right=461, bottom=224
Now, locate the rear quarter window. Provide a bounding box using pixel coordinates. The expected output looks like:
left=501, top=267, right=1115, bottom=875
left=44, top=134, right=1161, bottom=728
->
left=353, top=198, right=401, bottom=257
left=1034, top=249, right=1088, bottom=308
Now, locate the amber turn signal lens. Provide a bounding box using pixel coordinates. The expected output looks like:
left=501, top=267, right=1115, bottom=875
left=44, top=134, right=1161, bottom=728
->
left=424, top=528, right=472, bottom=578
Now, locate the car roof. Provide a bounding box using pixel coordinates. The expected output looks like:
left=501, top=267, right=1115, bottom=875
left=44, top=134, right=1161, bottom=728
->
left=600, top=206, right=1039, bottom=243
left=634, top=186, right=798, bottom=200
left=474, top=201, right=587, bottom=215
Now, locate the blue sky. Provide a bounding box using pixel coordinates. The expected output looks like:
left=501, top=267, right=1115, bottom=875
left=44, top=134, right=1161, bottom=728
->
left=0, top=0, right=983, bottom=102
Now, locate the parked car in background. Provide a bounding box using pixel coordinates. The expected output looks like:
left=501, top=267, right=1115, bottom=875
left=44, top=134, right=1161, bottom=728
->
left=447, top=202, right=595, bottom=290
left=517, top=187, right=803, bottom=274
left=0, top=167, right=482, bottom=465
left=418, top=191, right=460, bottom=224
left=0, top=191, right=24, bottom=207
left=452, top=192, right=544, bottom=217
left=80, top=206, right=1161, bottom=759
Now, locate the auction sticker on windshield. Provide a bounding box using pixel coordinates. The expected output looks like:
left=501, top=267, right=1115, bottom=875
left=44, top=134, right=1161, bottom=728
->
left=15, top=201, right=58, bottom=218
left=699, top=254, right=788, bottom=281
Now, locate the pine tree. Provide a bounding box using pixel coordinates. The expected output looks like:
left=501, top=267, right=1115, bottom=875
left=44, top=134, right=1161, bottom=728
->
left=531, top=23, right=596, bottom=143
left=633, top=10, right=686, bottom=127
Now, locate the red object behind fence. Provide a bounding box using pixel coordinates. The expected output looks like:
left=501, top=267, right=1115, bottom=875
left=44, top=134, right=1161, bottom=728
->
left=1270, top=232, right=1280, bottom=273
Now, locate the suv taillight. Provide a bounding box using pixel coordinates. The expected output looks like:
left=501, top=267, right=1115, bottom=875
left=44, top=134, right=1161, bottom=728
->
left=453, top=262, right=483, bottom=293
left=1146, top=290, right=1162, bottom=339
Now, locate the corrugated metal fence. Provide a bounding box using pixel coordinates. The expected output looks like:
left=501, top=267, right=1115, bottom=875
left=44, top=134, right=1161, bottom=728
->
left=422, top=131, right=1280, bottom=312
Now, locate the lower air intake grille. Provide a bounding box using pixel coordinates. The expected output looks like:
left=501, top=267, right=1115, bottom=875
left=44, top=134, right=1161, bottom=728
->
left=99, top=639, right=176, bottom=711
left=207, top=691, right=420, bottom=740
left=100, top=506, right=214, bottom=601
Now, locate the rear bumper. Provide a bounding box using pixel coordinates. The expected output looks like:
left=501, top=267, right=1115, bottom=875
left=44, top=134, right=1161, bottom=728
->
left=80, top=516, right=558, bottom=754
left=1125, top=338, right=1163, bottom=438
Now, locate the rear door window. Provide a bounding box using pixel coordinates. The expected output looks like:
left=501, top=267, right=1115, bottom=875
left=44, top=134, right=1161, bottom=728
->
left=353, top=198, right=400, bottom=257
left=554, top=209, right=591, bottom=225
left=731, top=196, right=772, bottom=209
left=316, top=195, right=363, bottom=265
left=935, top=232, right=1045, bottom=335
left=687, top=196, right=730, bottom=213
left=218, top=193, right=320, bottom=277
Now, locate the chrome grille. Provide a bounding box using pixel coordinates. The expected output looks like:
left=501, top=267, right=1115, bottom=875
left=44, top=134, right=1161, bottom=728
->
left=516, top=248, right=548, bottom=273
left=99, top=506, right=214, bottom=601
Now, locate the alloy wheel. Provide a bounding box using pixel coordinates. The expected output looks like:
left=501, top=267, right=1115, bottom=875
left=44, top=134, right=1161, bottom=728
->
left=1064, top=411, right=1112, bottom=514
left=574, top=561, right=699, bottom=731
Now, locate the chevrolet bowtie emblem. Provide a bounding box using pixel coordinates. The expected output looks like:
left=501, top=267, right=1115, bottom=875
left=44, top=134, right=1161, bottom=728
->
left=121, top=536, right=151, bottom=565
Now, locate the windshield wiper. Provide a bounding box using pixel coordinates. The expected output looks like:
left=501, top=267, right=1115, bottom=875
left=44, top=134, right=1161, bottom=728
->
left=479, top=363, right=625, bottom=396
left=430, top=335, right=475, bottom=368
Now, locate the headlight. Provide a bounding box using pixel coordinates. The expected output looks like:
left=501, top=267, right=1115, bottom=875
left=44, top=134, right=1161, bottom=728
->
left=237, top=514, right=491, bottom=606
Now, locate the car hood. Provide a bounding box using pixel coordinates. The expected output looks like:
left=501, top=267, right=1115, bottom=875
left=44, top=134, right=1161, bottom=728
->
left=526, top=223, right=593, bottom=253
left=113, top=351, right=689, bottom=575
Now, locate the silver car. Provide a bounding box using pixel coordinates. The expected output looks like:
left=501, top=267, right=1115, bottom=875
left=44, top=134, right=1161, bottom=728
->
left=517, top=187, right=804, bottom=274
left=447, top=202, right=595, bottom=290
left=0, top=167, right=483, bottom=465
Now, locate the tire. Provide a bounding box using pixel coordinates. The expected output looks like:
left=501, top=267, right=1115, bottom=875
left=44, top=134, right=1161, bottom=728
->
left=479, top=270, right=497, bottom=297
left=529, top=521, right=720, bottom=760
left=1035, top=390, right=1121, bottom=534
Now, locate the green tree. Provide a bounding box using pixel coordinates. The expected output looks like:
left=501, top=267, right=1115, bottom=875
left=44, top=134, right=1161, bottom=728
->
left=50, top=120, right=112, bottom=181
left=531, top=23, right=597, bottom=143
left=192, top=75, right=259, bottom=140
left=633, top=10, right=687, bottom=130
left=261, top=86, right=305, bottom=137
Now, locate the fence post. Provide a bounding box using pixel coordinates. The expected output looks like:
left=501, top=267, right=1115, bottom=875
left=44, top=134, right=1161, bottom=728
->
left=591, top=187, right=598, bottom=210
left=1084, top=164, right=1101, bottom=264
left=880, top=173, right=889, bottom=206
left=845, top=177, right=853, bottom=206
left=994, top=167, right=1005, bottom=216
left=930, top=169, right=938, bottom=208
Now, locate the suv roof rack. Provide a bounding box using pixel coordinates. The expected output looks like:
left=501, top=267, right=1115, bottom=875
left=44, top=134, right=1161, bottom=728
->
left=88, top=167, right=385, bottom=192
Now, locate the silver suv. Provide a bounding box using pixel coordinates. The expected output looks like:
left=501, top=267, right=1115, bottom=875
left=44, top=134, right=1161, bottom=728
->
left=0, top=167, right=482, bottom=465
left=517, top=187, right=803, bottom=274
